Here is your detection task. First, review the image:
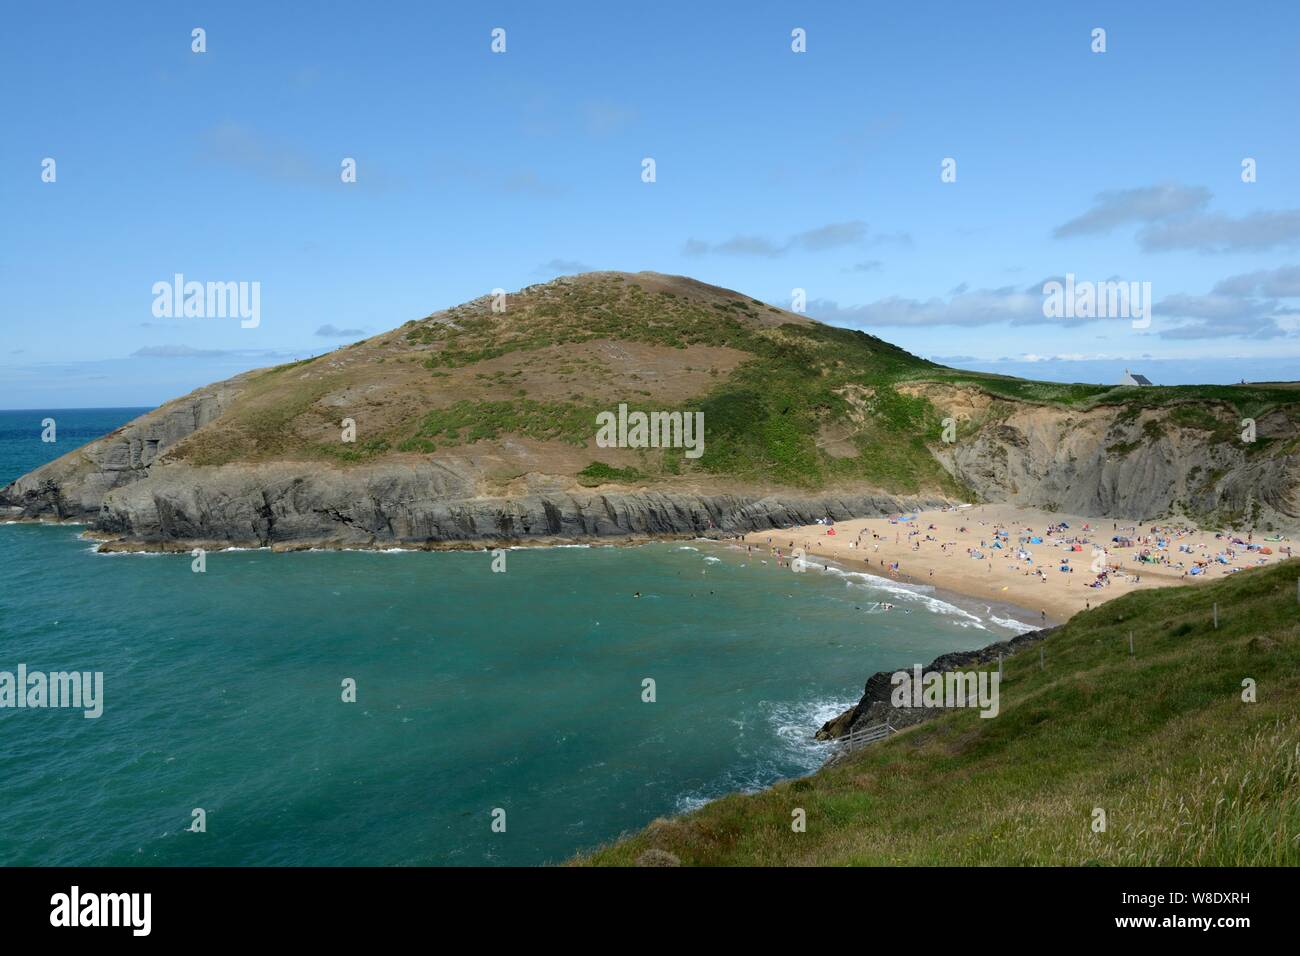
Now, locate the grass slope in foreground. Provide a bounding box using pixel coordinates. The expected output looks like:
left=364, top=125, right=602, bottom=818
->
left=578, top=560, right=1300, bottom=866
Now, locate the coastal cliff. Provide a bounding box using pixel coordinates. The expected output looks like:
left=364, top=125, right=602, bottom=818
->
left=906, top=382, right=1300, bottom=532
left=4, top=272, right=1298, bottom=549
left=0, top=374, right=951, bottom=548
left=1, top=377, right=246, bottom=523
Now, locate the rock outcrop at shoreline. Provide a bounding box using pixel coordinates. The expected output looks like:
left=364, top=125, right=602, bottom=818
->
left=90, top=475, right=948, bottom=550
left=1, top=378, right=245, bottom=523
left=0, top=397, right=949, bottom=547
left=816, top=626, right=1058, bottom=741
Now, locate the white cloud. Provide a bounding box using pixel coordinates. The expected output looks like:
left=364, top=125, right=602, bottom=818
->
left=315, top=324, right=365, bottom=338
left=683, top=221, right=907, bottom=258
left=1140, top=210, right=1300, bottom=253
left=1054, top=184, right=1210, bottom=238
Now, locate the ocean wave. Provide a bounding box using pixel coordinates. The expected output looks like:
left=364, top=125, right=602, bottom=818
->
left=989, top=613, right=1037, bottom=634
left=503, top=543, right=593, bottom=551
left=761, top=696, right=852, bottom=764
left=818, top=564, right=988, bottom=628
left=673, top=793, right=714, bottom=814
left=670, top=695, right=852, bottom=815
left=89, top=548, right=171, bottom=558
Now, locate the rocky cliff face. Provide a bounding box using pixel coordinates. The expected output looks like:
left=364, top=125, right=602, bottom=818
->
left=905, top=383, right=1300, bottom=532
left=5, top=375, right=1298, bottom=549
left=1, top=405, right=949, bottom=548
left=91, top=462, right=949, bottom=550
left=1, top=377, right=247, bottom=522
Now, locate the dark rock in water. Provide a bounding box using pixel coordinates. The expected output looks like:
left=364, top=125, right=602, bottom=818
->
left=815, top=626, right=1059, bottom=741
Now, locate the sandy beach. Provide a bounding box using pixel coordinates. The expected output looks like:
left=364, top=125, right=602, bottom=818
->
left=742, top=505, right=1296, bottom=624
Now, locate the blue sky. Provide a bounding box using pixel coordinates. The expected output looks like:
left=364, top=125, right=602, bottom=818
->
left=2, top=0, right=1299, bottom=407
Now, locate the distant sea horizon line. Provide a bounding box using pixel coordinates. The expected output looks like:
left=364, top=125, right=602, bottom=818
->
left=0, top=405, right=156, bottom=413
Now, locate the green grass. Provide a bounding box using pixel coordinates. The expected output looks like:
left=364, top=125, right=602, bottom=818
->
left=910, top=369, right=1300, bottom=421
left=405, top=399, right=596, bottom=450
left=577, top=560, right=1300, bottom=866
left=909, top=369, right=1116, bottom=406
left=396, top=281, right=972, bottom=492
left=1089, top=383, right=1300, bottom=420
left=412, top=280, right=781, bottom=366
left=316, top=437, right=392, bottom=462
left=576, top=461, right=644, bottom=486
left=687, top=324, right=965, bottom=492
left=175, top=365, right=342, bottom=466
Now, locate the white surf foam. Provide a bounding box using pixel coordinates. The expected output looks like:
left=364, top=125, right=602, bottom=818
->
left=670, top=695, right=855, bottom=815
left=818, top=564, right=988, bottom=628
left=989, top=613, right=1037, bottom=634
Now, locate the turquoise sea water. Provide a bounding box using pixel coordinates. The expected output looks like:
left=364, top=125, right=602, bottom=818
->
left=0, top=408, right=1032, bottom=865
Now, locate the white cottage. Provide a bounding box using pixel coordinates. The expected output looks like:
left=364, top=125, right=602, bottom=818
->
left=1120, top=368, right=1153, bottom=386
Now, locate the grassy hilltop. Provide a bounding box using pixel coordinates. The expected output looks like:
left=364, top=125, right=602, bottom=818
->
left=578, top=560, right=1300, bottom=866
left=168, top=271, right=968, bottom=495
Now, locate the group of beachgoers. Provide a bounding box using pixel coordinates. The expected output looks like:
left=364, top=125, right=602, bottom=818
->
left=784, top=512, right=1289, bottom=594
left=738, top=507, right=1292, bottom=624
